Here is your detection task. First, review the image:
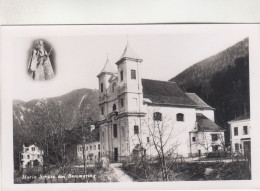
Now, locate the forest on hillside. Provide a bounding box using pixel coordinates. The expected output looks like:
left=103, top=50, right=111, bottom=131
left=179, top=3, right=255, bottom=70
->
left=171, top=38, right=249, bottom=128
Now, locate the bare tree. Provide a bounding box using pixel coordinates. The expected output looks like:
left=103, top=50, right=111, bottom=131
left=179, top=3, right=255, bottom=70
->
left=145, top=111, right=182, bottom=181
left=129, top=116, right=150, bottom=181
left=22, top=98, right=74, bottom=182
left=73, top=94, right=98, bottom=181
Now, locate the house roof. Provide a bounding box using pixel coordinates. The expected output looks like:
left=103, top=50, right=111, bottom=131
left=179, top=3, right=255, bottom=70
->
left=196, top=113, right=224, bottom=132
left=116, top=41, right=142, bottom=64
left=97, top=57, right=117, bottom=77
left=228, top=112, right=250, bottom=123
left=186, top=93, right=214, bottom=109
left=142, top=79, right=197, bottom=107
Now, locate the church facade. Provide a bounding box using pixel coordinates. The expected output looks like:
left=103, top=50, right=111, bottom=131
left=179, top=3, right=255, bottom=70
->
left=97, top=42, right=224, bottom=162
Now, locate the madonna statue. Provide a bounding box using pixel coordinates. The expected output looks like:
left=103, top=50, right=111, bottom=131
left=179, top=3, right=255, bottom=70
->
left=28, top=40, right=55, bottom=80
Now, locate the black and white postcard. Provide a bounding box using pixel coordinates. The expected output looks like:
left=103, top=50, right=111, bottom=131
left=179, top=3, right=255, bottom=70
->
left=1, top=24, right=260, bottom=190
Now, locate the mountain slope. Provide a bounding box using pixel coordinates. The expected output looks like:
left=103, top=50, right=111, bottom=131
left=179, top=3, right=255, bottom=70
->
left=13, top=88, right=99, bottom=133
left=170, top=38, right=249, bottom=125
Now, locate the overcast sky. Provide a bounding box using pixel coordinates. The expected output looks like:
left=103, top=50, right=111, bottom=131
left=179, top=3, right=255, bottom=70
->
left=4, top=25, right=253, bottom=101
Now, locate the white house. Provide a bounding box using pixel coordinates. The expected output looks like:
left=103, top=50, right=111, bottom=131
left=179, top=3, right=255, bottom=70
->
left=20, top=143, right=44, bottom=169
left=228, top=113, right=250, bottom=156
left=189, top=113, right=225, bottom=157
left=77, top=128, right=101, bottom=164
left=96, top=41, right=224, bottom=162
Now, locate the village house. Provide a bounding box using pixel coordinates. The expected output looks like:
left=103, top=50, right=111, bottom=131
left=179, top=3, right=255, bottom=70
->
left=20, top=143, right=44, bottom=169
left=77, top=127, right=101, bottom=164
left=228, top=113, right=250, bottom=156
left=187, top=93, right=225, bottom=157
left=96, top=41, right=225, bottom=162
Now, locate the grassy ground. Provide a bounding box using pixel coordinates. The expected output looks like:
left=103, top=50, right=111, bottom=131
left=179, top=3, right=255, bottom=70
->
left=121, top=161, right=251, bottom=181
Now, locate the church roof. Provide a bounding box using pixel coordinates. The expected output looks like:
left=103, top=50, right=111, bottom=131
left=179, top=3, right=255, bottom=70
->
left=228, top=112, right=250, bottom=123
left=196, top=113, right=224, bottom=132
left=97, top=57, right=117, bottom=77
left=142, top=79, right=197, bottom=107
left=116, top=41, right=142, bottom=64
left=186, top=93, right=214, bottom=110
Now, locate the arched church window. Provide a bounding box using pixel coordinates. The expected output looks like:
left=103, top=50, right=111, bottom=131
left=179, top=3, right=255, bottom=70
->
left=176, top=113, right=184, bottom=121
left=113, top=104, right=117, bottom=111
left=153, top=112, right=162, bottom=121
left=100, top=83, right=103, bottom=93
left=112, top=82, right=116, bottom=93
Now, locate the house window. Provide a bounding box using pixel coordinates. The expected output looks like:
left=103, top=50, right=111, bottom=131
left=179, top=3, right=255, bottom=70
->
left=153, top=112, right=162, bottom=121
left=192, top=137, right=196, bottom=142
left=31, top=147, right=35, bottom=151
left=235, top=143, right=239, bottom=151
left=90, top=145, right=92, bottom=150
left=121, top=98, right=124, bottom=107
left=112, top=82, right=116, bottom=93
left=134, top=125, right=139, bottom=134
left=211, top=134, right=218, bottom=141
left=94, top=145, right=96, bottom=150
left=243, top=126, right=248, bottom=135
left=176, top=113, right=184, bottom=121
left=234, top=127, right=238, bottom=136
left=113, top=124, right=118, bottom=138
left=21, top=155, right=23, bottom=159
left=27, top=155, right=30, bottom=159
left=101, top=107, right=104, bottom=115
left=113, top=104, right=117, bottom=111
left=120, top=70, right=123, bottom=81
left=147, top=137, right=150, bottom=143
left=101, top=83, right=103, bottom=93
left=98, top=144, right=100, bottom=150
left=37, top=155, right=40, bottom=158
left=131, top=70, right=136, bottom=79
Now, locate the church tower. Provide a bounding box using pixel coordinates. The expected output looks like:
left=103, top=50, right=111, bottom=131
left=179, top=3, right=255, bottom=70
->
left=97, top=56, right=117, bottom=120
left=97, top=41, right=146, bottom=162
left=115, top=41, right=144, bottom=113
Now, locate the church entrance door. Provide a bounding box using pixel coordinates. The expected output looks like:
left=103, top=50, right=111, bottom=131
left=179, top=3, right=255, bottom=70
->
left=114, top=148, right=118, bottom=162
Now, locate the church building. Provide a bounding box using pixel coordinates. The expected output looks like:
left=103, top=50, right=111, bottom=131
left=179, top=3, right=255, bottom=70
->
left=97, top=42, right=224, bottom=162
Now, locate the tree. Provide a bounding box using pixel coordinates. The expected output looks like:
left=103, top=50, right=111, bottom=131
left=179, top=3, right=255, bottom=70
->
left=72, top=94, right=98, bottom=181
left=145, top=110, right=183, bottom=181
left=22, top=98, right=74, bottom=182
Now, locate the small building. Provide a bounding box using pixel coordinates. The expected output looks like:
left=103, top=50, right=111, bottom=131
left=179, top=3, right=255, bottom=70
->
left=20, top=143, right=44, bottom=169
left=76, top=127, right=101, bottom=164
left=189, top=113, right=225, bottom=157
left=228, top=113, right=250, bottom=156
